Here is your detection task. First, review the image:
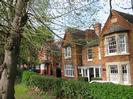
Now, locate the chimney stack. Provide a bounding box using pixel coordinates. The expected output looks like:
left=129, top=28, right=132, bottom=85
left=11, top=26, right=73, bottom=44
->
left=94, top=23, right=101, bottom=36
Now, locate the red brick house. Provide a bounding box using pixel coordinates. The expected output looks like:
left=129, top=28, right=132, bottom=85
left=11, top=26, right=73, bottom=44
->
left=38, top=40, right=62, bottom=77
left=61, top=10, right=133, bottom=85
left=101, top=10, right=133, bottom=85
left=61, top=28, right=101, bottom=80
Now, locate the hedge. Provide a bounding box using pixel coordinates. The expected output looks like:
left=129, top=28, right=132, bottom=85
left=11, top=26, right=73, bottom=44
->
left=27, top=75, right=133, bottom=99
left=21, top=71, right=36, bottom=85
left=89, top=83, right=133, bottom=99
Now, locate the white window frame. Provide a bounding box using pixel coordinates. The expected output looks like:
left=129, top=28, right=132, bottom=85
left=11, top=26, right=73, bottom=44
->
left=98, top=47, right=101, bottom=60
left=88, top=48, right=93, bottom=61
left=105, top=33, right=128, bottom=56
left=64, top=64, right=74, bottom=77
left=106, top=62, right=130, bottom=85
left=64, top=47, right=71, bottom=59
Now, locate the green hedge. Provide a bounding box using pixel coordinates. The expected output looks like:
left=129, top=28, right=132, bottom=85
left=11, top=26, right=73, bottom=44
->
left=29, top=75, right=91, bottom=99
left=28, top=75, right=133, bottom=99
left=89, top=83, right=133, bottom=99
left=21, top=71, right=36, bottom=85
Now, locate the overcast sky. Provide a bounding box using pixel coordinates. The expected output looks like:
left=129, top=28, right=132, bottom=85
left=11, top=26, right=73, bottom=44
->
left=52, top=0, right=133, bottom=40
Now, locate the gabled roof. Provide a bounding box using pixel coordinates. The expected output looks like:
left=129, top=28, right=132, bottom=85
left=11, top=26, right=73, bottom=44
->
left=115, top=10, right=133, bottom=24
left=104, top=24, right=129, bottom=36
left=62, top=28, right=99, bottom=47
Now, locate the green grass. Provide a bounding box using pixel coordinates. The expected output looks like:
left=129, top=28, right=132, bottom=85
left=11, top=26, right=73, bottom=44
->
left=15, top=84, right=50, bottom=99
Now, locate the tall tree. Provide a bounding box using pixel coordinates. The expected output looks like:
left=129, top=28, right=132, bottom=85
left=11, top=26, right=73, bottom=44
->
left=0, top=0, right=101, bottom=98
left=0, top=0, right=29, bottom=99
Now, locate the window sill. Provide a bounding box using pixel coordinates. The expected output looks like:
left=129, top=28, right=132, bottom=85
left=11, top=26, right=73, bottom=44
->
left=65, top=56, right=71, bottom=59
left=105, top=53, right=130, bottom=57
left=88, top=59, right=93, bottom=61
left=65, top=75, right=74, bottom=77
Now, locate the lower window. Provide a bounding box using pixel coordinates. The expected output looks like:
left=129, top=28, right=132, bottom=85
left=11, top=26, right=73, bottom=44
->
left=64, top=64, right=74, bottom=77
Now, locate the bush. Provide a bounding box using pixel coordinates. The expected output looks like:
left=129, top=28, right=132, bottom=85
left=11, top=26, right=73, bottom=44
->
left=62, top=80, right=91, bottom=99
left=28, top=75, right=133, bottom=99
left=89, top=83, right=133, bottom=99
left=21, top=71, right=36, bottom=85
left=78, top=77, right=88, bottom=82
left=29, top=75, right=57, bottom=90
left=29, top=75, right=91, bottom=99
left=91, top=77, right=102, bottom=80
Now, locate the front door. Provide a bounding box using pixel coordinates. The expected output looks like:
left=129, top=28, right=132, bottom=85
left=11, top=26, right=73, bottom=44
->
left=109, top=65, right=118, bottom=83
left=122, top=64, right=128, bottom=84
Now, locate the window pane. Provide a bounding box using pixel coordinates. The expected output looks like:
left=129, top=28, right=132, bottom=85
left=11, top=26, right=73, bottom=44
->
left=88, top=48, right=93, bottom=59
left=108, top=36, right=117, bottom=54
left=95, top=68, right=99, bottom=77
left=119, top=35, right=126, bottom=53
left=122, top=64, right=127, bottom=74
left=110, top=65, right=118, bottom=73
left=64, top=65, right=74, bottom=77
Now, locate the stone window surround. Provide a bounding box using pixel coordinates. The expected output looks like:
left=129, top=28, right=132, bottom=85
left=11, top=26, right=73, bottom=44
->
left=104, top=33, right=129, bottom=56
left=64, top=64, right=74, bottom=77
left=106, top=61, right=131, bottom=85
left=64, top=46, right=71, bottom=59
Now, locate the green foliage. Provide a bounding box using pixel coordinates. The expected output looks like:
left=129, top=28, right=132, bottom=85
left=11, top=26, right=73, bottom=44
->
left=28, top=75, right=133, bottom=99
left=78, top=77, right=88, bottom=82
left=29, top=75, right=57, bottom=90
left=28, top=75, right=91, bottom=99
left=91, top=77, right=102, bottom=80
left=62, top=80, right=91, bottom=99
left=89, top=83, right=133, bottom=99
left=22, top=71, right=36, bottom=85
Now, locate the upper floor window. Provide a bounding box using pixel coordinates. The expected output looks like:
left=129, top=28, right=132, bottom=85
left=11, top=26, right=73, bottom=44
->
left=64, top=47, right=71, bottom=59
left=88, top=48, right=93, bottom=61
left=105, top=33, right=128, bottom=56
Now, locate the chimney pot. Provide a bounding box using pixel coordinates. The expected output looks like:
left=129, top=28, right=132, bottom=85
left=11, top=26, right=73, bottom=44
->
left=94, top=22, right=101, bottom=36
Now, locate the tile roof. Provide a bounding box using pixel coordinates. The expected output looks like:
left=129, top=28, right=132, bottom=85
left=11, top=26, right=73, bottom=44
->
left=115, top=10, right=133, bottom=24
left=104, top=24, right=129, bottom=36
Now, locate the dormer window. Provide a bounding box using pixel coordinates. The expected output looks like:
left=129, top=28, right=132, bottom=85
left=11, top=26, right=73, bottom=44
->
left=88, top=48, right=93, bottom=61
left=105, top=33, right=128, bottom=56
left=64, top=47, right=71, bottom=59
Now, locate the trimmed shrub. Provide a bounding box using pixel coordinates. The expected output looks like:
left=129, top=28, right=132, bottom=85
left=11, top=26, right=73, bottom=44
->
left=62, top=80, right=92, bottom=99
left=78, top=77, right=88, bottom=82
left=91, top=77, right=102, bottom=80
left=21, top=71, right=36, bottom=85
left=28, top=75, right=133, bottom=99
left=89, top=83, right=133, bottom=99
left=29, top=75, right=57, bottom=90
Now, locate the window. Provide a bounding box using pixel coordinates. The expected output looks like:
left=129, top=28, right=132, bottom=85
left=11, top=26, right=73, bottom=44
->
left=122, top=64, right=127, bottom=74
left=105, top=33, right=128, bottom=56
left=95, top=68, right=100, bottom=77
left=88, top=48, right=93, bottom=61
left=83, top=69, right=88, bottom=77
left=64, top=65, right=74, bottom=77
left=118, top=35, right=126, bottom=53
left=64, top=47, right=71, bottom=58
left=110, top=65, right=118, bottom=73
left=107, top=36, right=117, bottom=54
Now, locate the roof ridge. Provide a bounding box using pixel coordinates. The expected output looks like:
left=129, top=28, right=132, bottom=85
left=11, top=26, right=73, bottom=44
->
left=112, top=9, right=133, bottom=24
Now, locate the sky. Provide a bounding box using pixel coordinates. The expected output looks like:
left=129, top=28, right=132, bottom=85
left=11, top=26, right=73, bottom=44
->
left=50, top=0, right=133, bottom=40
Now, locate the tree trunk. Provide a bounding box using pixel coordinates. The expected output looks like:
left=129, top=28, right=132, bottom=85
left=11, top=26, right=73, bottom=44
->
left=0, top=0, right=28, bottom=99
left=0, top=37, right=20, bottom=99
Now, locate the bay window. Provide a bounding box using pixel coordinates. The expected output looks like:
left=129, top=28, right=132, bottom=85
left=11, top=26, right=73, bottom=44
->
left=105, top=33, right=128, bottom=56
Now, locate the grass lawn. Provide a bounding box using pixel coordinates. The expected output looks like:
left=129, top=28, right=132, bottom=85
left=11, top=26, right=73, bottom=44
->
left=15, top=84, right=51, bottom=99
